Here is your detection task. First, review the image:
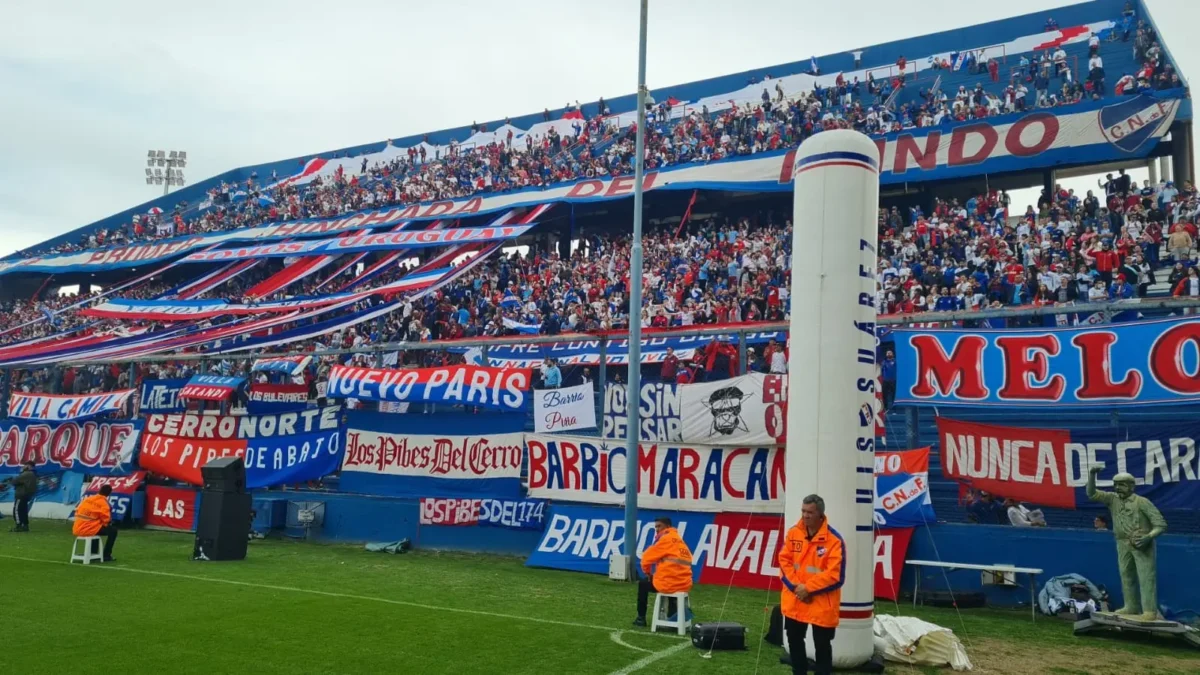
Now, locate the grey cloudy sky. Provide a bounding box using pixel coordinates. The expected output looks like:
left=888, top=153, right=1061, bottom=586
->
left=0, top=0, right=1195, bottom=254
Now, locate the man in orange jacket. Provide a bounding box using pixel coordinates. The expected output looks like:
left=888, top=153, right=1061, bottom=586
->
left=73, top=485, right=118, bottom=562
left=778, top=494, right=844, bottom=675
left=633, top=517, right=693, bottom=627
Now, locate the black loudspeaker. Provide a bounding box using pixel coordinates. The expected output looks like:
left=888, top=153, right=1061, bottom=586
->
left=201, top=456, right=246, bottom=493
left=193, top=491, right=251, bottom=561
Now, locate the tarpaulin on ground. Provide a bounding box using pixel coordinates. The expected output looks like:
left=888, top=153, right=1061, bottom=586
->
left=138, top=379, right=189, bottom=414
left=532, top=383, right=596, bottom=433
left=7, top=389, right=135, bottom=421
left=144, top=485, right=198, bottom=531
left=526, top=433, right=783, bottom=512
left=418, top=497, right=547, bottom=530
left=893, top=317, right=1200, bottom=407
left=138, top=407, right=344, bottom=488
left=473, top=332, right=785, bottom=368
left=247, top=383, right=310, bottom=414
left=602, top=382, right=682, bottom=441
left=326, top=365, right=533, bottom=412
left=0, top=419, right=140, bottom=476
left=874, top=448, right=935, bottom=528
left=679, top=373, right=787, bottom=446
left=339, top=411, right=525, bottom=498
left=252, top=355, right=312, bottom=377
left=937, top=417, right=1200, bottom=511
left=179, top=375, right=245, bottom=402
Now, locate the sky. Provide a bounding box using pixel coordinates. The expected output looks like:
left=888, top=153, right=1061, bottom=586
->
left=0, top=0, right=1195, bottom=255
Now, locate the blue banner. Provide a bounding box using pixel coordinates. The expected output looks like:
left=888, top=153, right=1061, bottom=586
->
left=246, top=383, right=310, bottom=415
left=894, top=317, right=1200, bottom=407
left=139, top=379, right=189, bottom=414
left=419, top=496, right=547, bottom=530
left=327, top=365, right=532, bottom=412
left=601, top=381, right=681, bottom=441
left=0, top=419, right=141, bottom=476
left=874, top=448, right=936, bottom=528
left=472, top=332, right=785, bottom=368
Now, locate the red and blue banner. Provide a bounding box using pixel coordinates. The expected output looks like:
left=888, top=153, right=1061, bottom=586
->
left=251, top=355, right=312, bottom=377
left=873, top=448, right=935, bottom=528
left=179, top=375, right=246, bottom=402
left=83, top=472, right=146, bottom=523
left=138, top=379, right=189, bottom=414
left=327, top=365, right=533, bottom=412
left=7, top=389, right=135, bottom=421
left=937, top=417, right=1200, bottom=512
left=0, top=419, right=140, bottom=476
left=471, top=331, right=785, bottom=368
left=138, top=406, right=344, bottom=488
left=338, top=411, right=525, bottom=498
left=525, top=433, right=784, bottom=513
left=418, top=497, right=547, bottom=530
left=893, top=317, right=1200, bottom=408
left=247, top=383, right=310, bottom=414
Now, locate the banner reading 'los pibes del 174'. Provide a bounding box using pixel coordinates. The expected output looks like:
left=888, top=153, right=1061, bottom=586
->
left=138, top=407, right=344, bottom=488
left=894, top=317, right=1200, bottom=407
left=8, top=389, right=135, bottom=421
left=525, top=433, right=784, bottom=512
left=326, top=365, right=532, bottom=411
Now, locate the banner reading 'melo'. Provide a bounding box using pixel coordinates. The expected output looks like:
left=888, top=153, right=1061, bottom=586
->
left=894, top=317, right=1200, bottom=407
left=525, top=433, right=783, bottom=512
left=138, top=407, right=344, bottom=488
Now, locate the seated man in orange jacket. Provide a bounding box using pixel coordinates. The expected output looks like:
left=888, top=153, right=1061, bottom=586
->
left=74, top=485, right=118, bottom=562
left=778, top=494, right=844, bottom=675
left=633, top=516, right=693, bottom=627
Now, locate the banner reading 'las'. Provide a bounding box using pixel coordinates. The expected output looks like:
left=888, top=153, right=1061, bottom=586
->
left=937, top=417, right=1200, bottom=510
left=139, top=407, right=344, bottom=488
left=326, top=365, right=532, bottom=411
left=894, top=317, right=1200, bottom=407
left=525, top=433, right=783, bottom=512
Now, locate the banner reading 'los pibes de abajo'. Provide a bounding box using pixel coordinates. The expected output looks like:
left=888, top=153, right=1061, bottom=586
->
left=0, top=419, right=140, bottom=476
left=326, top=365, right=532, bottom=411
left=138, top=407, right=343, bottom=488
left=8, top=389, right=135, bottom=421
left=526, top=433, right=783, bottom=512
left=937, top=417, right=1200, bottom=511
left=894, top=317, right=1200, bottom=407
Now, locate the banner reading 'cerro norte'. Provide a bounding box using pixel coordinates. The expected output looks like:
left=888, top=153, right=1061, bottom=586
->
left=895, top=317, right=1200, bottom=407
left=138, top=407, right=343, bottom=488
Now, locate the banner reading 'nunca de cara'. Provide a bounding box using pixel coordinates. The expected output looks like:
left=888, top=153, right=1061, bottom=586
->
left=326, top=365, right=532, bottom=411
left=0, top=419, right=140, bottom=476
left=8, top=389, right=135, bottom=421
left=893, top=317, right=1200, bottom=407
left=138, top=407, right=343, bottom=488
left=525, top=433, right=784, bottom=512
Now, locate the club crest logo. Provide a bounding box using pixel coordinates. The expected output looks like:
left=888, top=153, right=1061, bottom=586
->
left=1098, top=95, right=1179, bottom=154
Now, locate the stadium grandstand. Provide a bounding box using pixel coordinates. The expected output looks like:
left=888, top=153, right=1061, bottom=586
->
left=3, top=0, right=1200, bottom=672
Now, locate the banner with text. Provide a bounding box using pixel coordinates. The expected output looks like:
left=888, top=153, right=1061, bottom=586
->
left=0, top=419, right=140, bottom=476
left=418, top=497, right=547, bottom=530
left=679, top=373, right=787, bottom=446
left=83, top=472, right=145, bottom=524
left=874, top=528, right=915, bottom=601
left=895, top=317, right=1200, bottom=407
left=252, top=355, right=313, bottom=377
left=247, top=383, right=310, bottom=415
left=138, top=379, right=189, bottom=414
left=602, top=382, right=681, bottom=442
left=8, top=389, right=135, bottom=422
left=179, top=375, right=245, bottom=402
left=874, top=448, right=936, bottom=528
left=533, top=383, right=597, bottom=433
left=526, top=433, right=783, bottom=512
left=477, top=332, right=785, bottom=369
left=327, top=365, right=532, bottom=411
left=139, top=407, right=344, bottom=488
left=144, top=485, right=198, bottom=531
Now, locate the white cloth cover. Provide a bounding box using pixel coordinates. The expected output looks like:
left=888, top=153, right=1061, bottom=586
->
left=873, top=615, right=973, bottom=671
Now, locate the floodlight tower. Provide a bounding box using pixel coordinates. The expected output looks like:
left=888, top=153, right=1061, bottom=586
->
left=145, top=149, right=188, bottom=196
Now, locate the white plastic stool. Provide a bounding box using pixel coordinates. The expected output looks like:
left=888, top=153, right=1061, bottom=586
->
left=651, top=592, right=691, bottom=635
left=70, top=536, right=104, bottom=565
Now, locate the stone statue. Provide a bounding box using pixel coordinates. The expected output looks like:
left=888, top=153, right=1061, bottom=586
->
left=1087, top=465, right=1168, bottom=621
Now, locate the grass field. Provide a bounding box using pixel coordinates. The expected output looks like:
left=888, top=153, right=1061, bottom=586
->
left=2, top=522, right=1198, bottom=675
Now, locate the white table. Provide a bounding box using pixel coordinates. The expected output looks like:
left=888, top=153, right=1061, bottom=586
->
left=906, top=559, right=1044, bottom=621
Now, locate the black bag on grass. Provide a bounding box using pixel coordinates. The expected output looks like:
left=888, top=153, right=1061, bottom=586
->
left=691, top=622, right=748, bottom=650
left=765, top=605, right=784, bottom=646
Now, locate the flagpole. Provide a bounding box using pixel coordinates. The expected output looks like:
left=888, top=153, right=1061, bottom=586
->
left=624, top=0, right=649, bottom=582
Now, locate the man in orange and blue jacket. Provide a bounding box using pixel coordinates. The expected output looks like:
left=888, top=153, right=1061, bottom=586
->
left=633, top=516, right=693, bottom=627
left=778, top=494, right=844, bottom=675
left=73, top=485, right=118, bottom=562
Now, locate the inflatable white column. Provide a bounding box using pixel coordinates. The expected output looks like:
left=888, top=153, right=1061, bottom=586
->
left=785, top=130, right=879, bottom=668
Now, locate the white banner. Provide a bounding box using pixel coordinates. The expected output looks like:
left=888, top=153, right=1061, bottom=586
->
left=7, top=389, right=136, bottom=421
left=533, top=384, right=596, bottom=433
left=341, top=429, right=525, bottom=480
left=678, top=373, right=787, bottom=446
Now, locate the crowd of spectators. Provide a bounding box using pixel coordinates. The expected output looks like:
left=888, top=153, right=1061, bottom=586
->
left=19, top=9, right=1179, bottom=262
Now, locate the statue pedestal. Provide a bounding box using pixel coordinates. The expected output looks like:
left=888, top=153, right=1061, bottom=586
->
left=1074, top=612, right=1200, bottom=648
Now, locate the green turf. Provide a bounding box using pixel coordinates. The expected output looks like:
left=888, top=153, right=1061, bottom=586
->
left=1, top=521, right=1197, bottom=674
